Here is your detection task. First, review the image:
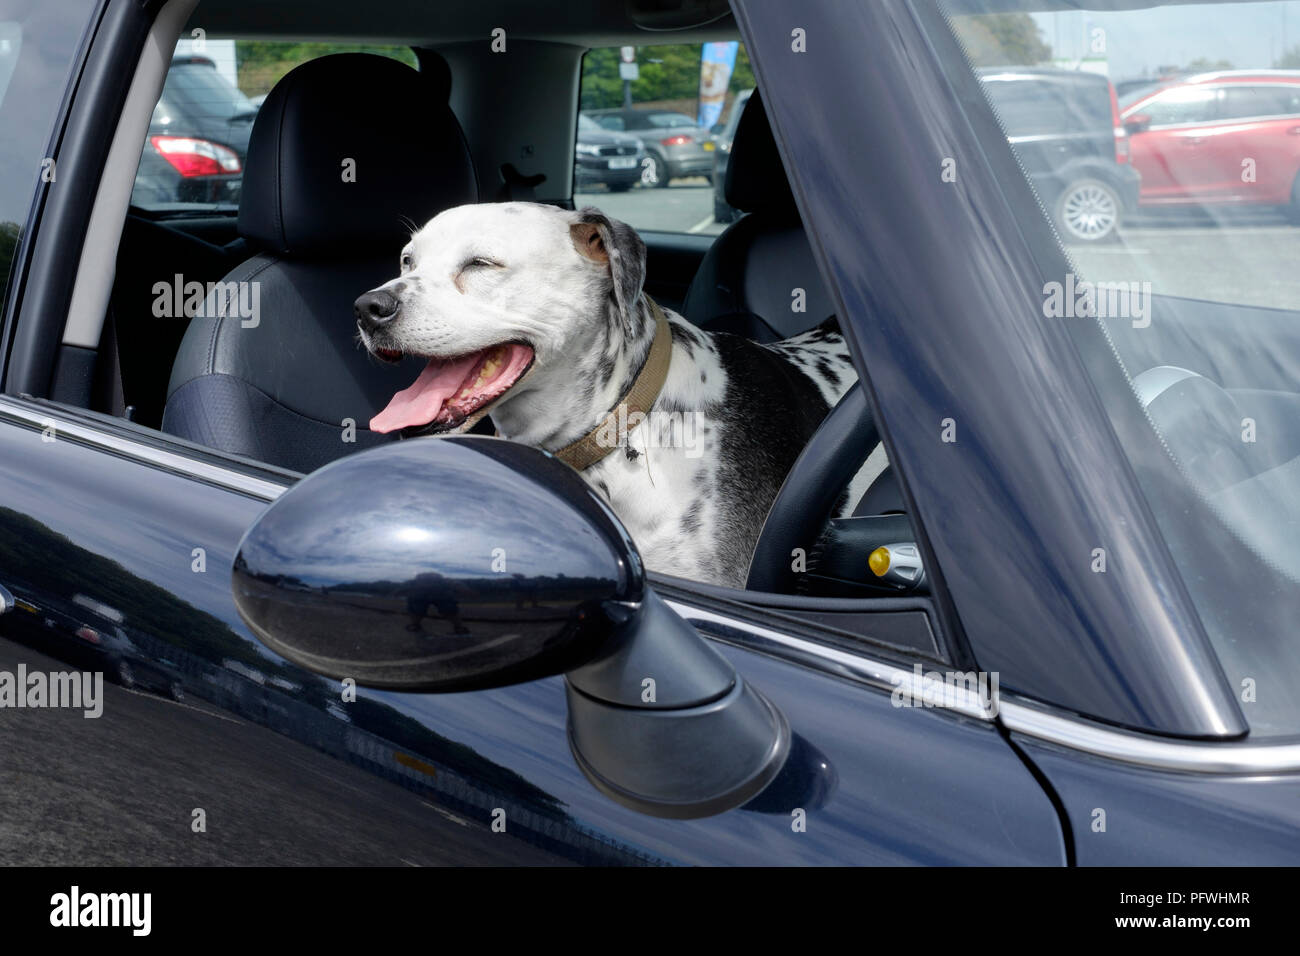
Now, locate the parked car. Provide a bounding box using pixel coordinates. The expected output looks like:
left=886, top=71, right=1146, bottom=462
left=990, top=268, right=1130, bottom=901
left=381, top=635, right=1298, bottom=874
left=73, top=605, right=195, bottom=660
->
left=710, top=87, right=753, bottom=223
left=1, top=0, right=1299, bottom=872
left=130, top=55, right=256, bottom=210
left=2, top=589, right=185, bottom=700
left=1121, top=70, right=1300, bottom=215
left=583, top=107, right=714, bottom=187
left=574, top=113, right=647, bottom=192
left=979, top=67, right=1140, bottom=241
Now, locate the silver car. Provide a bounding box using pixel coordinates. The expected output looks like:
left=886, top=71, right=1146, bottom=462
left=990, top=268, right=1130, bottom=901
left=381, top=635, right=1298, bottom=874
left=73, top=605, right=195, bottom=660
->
left=583, top=108, right=716, bottom=187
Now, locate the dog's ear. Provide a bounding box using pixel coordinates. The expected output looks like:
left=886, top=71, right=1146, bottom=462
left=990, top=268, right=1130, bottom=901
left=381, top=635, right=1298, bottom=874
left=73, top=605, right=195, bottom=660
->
left=570, top=207, right=647, bottom=336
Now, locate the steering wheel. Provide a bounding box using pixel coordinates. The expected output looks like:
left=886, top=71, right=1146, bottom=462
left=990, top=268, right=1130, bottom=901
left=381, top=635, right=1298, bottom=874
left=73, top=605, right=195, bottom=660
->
left=746, top=383, right=881, bottom=592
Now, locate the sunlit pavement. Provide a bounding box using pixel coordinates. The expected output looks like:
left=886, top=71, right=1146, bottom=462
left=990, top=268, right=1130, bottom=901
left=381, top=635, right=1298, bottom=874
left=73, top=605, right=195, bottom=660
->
left=580, top=183, right=1300, bottom=312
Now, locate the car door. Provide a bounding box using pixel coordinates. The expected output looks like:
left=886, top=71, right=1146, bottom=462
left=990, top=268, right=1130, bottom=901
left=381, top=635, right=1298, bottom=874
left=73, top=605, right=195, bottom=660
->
left=0, top=0, right=1069, bottom=866
left=0, top=397, right=1068, bottom=865
left=1214, top=83, right=1300, bottom=203
left=1126, top=85, right=1224, bottom=202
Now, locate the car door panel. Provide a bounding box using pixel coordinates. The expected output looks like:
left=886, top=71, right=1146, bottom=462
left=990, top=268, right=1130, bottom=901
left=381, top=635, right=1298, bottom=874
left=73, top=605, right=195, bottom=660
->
left=1018, top=737, right=1300, bottom=864
left=0, top=403, right=1065, bottom=865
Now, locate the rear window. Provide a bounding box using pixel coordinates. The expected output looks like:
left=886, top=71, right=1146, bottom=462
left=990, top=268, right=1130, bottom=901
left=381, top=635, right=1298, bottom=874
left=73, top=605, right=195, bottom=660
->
left=643, top=112, right=696, bottom=128
left=982, top=73, right=1112, bottom=136
left=129, top=39, right=415, bottom=217
left=575, top=42, right=755, bottom=236
left=1219, top=84, right=1300, bottom=119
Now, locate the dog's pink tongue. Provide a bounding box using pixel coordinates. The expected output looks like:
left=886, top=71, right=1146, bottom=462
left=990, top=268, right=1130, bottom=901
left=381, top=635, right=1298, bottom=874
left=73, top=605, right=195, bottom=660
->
left=370, top=355, right=480, bottom=433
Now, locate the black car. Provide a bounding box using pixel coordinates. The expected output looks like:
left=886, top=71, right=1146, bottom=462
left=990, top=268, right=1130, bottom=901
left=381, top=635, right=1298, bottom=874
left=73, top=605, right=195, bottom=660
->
left=574, top=113, right=647, bottom=192
left=2, top=588, right=185, bottom=700
left=130, top=55, right=256, bottom=210
left=2, top=0, right=1300, bottom=883
left=979, top=67, right=1141, bottom=242
left=710, top=87, right=753, bottom=224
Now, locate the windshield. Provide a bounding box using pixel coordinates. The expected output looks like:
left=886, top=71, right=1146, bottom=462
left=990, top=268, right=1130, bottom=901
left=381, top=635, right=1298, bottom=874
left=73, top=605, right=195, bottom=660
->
left=937, top=0, right=1300, bottom=735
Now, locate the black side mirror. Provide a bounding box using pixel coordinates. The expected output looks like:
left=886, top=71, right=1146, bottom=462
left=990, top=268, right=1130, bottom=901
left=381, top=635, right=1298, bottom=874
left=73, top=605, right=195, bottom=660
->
left=233, top=436, right=641, bottom=691
left=232, top=436, right=790, bottom=818
left=1123, top=112, right=1151, bottom=134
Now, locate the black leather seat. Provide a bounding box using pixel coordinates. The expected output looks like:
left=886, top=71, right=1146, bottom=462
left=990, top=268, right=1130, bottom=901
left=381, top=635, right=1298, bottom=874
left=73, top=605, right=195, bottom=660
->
left=683, top=91, right=835, bottom=341
left=163, top=53, right=478, bottom=473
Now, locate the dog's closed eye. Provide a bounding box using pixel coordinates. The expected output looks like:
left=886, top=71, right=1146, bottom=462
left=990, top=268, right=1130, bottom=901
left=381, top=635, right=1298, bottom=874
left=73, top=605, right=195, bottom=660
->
left=452, top=256, right=504, bottom=293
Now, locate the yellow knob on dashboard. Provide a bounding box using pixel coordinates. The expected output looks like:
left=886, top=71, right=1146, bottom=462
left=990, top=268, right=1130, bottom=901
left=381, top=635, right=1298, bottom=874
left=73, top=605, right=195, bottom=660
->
left=868, top=546, right=891, bottom=577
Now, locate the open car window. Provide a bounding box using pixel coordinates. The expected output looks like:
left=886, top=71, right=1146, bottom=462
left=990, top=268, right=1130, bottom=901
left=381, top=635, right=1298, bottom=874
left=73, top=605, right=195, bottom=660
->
left=941, top=0, right=1300, bottom=734
left=129, top=39, right=415, bottom=218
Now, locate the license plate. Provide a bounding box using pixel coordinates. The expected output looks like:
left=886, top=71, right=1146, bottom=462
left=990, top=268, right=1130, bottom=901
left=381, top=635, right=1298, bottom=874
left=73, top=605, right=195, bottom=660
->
left=608, top=157, right=637, bottom=169
left=703, top=141, right=716, bottom=151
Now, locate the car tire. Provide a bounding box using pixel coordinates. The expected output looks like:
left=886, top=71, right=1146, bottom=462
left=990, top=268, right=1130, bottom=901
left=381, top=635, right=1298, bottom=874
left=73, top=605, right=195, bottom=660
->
left=608, top=182, right=633, bottom=193
left=1055, top=178, right=1121, bottom=242
left=116, top=660, right=136, bottom=689
left=1287, top=173, right=1300, bottom=224
left=642, top=154, right=668, bottom=188
left=169, top=680, right=185, bottom=702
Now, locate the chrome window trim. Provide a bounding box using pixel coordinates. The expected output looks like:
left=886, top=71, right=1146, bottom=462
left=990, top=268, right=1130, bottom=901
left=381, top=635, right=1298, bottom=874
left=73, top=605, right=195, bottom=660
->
left=1000, top=700, right=1300, bottom=775
left=0, top=397, right=287, bottom=501
left=3, top=396, right=1296, bottom=775
left=666, top=601, right=992, bottom=720
left=669, top=601, right=1300, bottom=775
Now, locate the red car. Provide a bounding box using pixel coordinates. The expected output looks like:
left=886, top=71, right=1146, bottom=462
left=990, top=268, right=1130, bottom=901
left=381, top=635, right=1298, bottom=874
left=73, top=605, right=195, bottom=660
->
left=1121, top=71, right=1300, bottom=215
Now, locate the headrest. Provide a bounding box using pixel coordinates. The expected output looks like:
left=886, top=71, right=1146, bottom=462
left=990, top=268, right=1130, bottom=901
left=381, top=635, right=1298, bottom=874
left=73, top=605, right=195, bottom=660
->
left=238, top=53, right=477, bottom=257
left=724, top=90, right=798, bottom=218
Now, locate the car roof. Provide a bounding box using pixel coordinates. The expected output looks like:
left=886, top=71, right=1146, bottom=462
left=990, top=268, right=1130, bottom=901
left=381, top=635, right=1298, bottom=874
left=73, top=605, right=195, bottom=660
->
left=1177, top=69, right=1300, bottom=85
left=187, top=0, right=739, bottom=45
left=978, top=66, right=1110, bottom=86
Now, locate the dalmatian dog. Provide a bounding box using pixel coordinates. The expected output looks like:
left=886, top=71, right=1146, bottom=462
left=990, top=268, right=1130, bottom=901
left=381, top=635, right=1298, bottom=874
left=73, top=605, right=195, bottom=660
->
left=355, top=202, right=867, bottom=588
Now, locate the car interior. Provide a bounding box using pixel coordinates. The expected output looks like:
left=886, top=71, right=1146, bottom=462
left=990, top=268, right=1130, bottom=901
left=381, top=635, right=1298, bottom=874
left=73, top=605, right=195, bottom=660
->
left=9, top=0, right=1300, bottom=702
left=15, top=0, right=928, bottom=645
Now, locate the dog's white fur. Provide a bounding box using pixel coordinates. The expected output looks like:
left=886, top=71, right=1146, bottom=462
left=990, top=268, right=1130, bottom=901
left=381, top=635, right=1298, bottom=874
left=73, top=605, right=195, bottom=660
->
left=359, top=202, right=874, bottom=587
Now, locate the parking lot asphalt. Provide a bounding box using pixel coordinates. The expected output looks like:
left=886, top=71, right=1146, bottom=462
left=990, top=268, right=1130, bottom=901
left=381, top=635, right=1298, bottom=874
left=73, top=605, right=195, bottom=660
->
left=0, top=637, right=569, bottom=865
left=575, top=183, right=1300, bottom=312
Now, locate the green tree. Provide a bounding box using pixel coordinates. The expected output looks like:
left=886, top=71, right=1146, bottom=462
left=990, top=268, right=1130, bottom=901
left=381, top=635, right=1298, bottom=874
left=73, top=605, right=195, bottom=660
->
left=235, top=42, right=416, bottom=97
left=580, top=43, right=758, bottom=112
left=951, top=13, right=1052, bottom=66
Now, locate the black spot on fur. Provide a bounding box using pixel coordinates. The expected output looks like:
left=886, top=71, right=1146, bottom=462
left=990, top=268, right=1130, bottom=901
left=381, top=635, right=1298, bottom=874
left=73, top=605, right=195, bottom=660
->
left=700, top=370, right=707, bottom=383
left=625, top=446, right=640, bottom=461
left=815, top=358, right=841, bottom=387
left=707, top=332, right=833, bottom=584
left=596, top=354, right=616, bottom=389
left=680, top=502, right=703, bottom=535
left=669, top=322, right=697, bottom=359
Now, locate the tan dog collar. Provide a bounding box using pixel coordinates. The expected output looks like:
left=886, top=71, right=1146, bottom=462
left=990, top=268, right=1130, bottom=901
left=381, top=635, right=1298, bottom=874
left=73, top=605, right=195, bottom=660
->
left=551, top=295, right=673, bottom=471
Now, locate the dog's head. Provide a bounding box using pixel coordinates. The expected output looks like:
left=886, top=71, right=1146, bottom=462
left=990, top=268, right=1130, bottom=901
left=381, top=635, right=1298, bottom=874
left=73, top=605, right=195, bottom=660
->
left=357, top=202, right=647, bottom=436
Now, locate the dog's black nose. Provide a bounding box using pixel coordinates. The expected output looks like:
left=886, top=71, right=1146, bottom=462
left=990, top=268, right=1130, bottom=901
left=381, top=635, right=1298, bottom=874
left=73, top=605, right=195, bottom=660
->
left=355, top=290, right=399, bottom=330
